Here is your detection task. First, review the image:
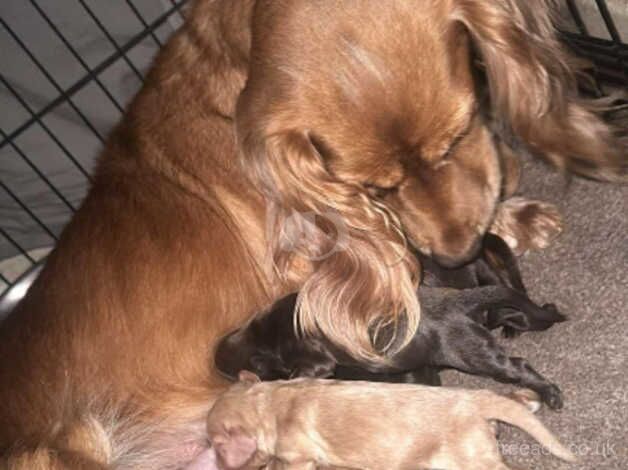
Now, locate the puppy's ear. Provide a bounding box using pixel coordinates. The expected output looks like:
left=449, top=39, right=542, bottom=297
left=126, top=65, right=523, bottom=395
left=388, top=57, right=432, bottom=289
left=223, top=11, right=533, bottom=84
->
left=482, top=232, right=526, bottom=292
left=237, top=370, right=261, bottom=384
left=453, top=0, right=627, bottom=181
left=213, top=429, right=257, bottom=470
left=237, top=126, right=420, bottom=363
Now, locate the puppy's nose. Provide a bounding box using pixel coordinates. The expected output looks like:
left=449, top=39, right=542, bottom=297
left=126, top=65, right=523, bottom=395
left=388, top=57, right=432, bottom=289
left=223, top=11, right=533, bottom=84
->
left=431, top=237, right=482, bottom=268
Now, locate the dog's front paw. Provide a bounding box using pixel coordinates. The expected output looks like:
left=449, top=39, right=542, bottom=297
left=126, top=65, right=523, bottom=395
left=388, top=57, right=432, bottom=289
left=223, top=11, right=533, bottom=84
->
left=520, top=201, right=563, bottom=251
left=490, top=198, right=563, bottom=256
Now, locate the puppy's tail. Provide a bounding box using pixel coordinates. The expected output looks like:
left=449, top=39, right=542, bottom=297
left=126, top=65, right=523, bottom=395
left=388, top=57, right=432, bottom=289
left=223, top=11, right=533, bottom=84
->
left=478, top=390, right=576, bottom=463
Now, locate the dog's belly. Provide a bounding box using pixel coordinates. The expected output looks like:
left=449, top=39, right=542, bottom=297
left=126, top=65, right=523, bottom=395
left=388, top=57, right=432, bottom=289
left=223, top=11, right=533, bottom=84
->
left=115, top=417, right=212, bottom=470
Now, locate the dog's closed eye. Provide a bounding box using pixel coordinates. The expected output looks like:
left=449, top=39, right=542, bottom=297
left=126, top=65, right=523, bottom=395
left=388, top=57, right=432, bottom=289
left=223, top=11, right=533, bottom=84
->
left=365, top=183, right=398, bottom=199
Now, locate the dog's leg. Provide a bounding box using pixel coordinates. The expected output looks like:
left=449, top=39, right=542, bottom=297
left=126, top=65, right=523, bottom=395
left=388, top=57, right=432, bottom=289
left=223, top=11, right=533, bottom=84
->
left=433, top=317, right=563, bottom=409
left=488, top=303, right=565, bottom=339
left=490, top=197, right=563, bottom=256
left=456, top=286, right=566, bottom=334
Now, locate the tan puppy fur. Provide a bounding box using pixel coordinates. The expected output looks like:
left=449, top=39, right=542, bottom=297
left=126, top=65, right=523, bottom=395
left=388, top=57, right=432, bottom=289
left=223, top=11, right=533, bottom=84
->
left=206, top=374, right=575, bottom=470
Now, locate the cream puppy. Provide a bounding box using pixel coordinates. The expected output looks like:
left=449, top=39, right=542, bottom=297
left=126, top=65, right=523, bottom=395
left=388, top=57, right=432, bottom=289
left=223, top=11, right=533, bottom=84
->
left=199, top=373, right=575, bottom=470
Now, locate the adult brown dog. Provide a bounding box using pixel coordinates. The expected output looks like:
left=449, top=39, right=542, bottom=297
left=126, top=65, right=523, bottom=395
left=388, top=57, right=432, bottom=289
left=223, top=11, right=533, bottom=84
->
left=0, top=1, right=624, bottom=468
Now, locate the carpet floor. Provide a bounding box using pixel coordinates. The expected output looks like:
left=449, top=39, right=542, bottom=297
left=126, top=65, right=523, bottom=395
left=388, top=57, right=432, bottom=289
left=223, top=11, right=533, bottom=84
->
left=442, top=156, right=628, bottom=469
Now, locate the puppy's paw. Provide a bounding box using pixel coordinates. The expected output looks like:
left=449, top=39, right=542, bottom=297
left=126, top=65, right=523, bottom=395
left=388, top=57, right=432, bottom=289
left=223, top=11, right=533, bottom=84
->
left=501, top=326, right=522, bottom=339
left=508, top=389, right=542, bottom=413
left=490, top=198, right=563, bottom=256
left=539, top=384, right=564, bottom=410
left=541, top=303, right=567, bottom=323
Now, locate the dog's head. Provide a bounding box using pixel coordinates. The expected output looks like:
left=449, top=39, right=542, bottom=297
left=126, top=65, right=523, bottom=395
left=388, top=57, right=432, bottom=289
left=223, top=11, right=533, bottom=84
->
left=237, top=0, right=626, bottom=360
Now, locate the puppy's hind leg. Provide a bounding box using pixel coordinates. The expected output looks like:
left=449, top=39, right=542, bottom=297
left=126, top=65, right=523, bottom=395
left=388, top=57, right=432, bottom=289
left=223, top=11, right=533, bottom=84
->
left=434, top=319, right=563, bottom=410
left=483, top=292, right=567, bottom=336
left=456, top=286, right=566, bottom=335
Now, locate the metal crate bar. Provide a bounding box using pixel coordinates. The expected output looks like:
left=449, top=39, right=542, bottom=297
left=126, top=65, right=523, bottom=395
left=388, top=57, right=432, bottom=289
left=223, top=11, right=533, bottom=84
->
left=28, top=0, right=126, bottom=114
left=562, top=31, right=628, bottom=85
left=77, top=0, right=145, bottom=82
left=125, top=0, right=163, bottom=47
left=0, top=0, right=187, bottom=152
left=0, top=180, right=61, bottom=241
left=0, top=131, right=77, bottom=214
left=565, top=0, right=589, bottom=35
left=1, top=16, right=106, bottom=145
left=0, top=75, right=92, bottom=181
left=169, top=0, right=187, bottom=23
left=561, top=0, right=628, bottom=86
left=595, top=0, right=623, bottom=42
left=0, top=228, right=37, bottom=264
left=1, top=1, right=188, bottom=296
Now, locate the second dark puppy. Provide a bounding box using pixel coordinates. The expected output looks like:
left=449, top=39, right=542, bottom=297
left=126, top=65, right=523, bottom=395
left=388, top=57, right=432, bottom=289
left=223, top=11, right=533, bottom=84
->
left=216, top=234, right=567, bottom=408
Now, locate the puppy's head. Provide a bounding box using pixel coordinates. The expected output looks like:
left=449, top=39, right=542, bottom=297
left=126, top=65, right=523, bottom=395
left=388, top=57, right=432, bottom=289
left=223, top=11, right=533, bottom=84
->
left=215, top=294, right=337, bottom=380
left=215, top=294, right=301, bottom=380
left=215, top=327, right=289, bottom=381
left=207, top=372, right=267, bottom=470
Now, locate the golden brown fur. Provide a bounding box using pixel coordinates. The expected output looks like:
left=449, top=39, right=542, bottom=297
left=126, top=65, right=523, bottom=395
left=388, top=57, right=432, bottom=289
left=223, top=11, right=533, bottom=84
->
left=236, top=0, right=625, bottom=360
left=454, top=0, right=627, bottom=180
left=0, top=1, right=267, bottom=468
left=0, top=0, right=624, bottom=467
left=205, top=374, right=575, bottom=470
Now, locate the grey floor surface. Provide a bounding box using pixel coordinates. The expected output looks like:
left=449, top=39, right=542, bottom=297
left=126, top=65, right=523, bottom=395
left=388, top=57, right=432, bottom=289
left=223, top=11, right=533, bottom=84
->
left=443, top=157, right=628, bottom=469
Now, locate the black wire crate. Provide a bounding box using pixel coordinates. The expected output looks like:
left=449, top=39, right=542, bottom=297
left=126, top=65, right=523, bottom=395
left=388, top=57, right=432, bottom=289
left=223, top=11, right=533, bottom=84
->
left=0, top=0, right=188, bottom=308
left=561, top=0, right=628, bottom=89
left=0, top=0, right=626, bottom=307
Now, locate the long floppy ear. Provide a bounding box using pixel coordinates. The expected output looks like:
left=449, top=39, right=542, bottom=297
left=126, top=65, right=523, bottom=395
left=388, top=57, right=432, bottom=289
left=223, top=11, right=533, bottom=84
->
left=453, top=0, right=627, bottom=181
left=237, top=127, right=420, bottom=363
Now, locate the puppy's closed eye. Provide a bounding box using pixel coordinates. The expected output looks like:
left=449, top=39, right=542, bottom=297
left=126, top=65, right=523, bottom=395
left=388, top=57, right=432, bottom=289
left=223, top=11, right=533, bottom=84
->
left=249, top=354, right=290, bottom=380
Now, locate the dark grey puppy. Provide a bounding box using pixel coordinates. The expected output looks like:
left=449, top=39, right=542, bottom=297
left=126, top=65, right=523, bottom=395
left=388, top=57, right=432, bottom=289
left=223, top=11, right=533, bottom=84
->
left=215, top=234, right=566, bottom=409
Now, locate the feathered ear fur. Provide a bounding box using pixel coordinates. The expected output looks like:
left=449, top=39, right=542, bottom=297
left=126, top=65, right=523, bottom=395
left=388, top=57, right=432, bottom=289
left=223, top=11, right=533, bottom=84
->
left=237, top=128, right=420, bottom=363
left=453, top=0, right=627, bottom=181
